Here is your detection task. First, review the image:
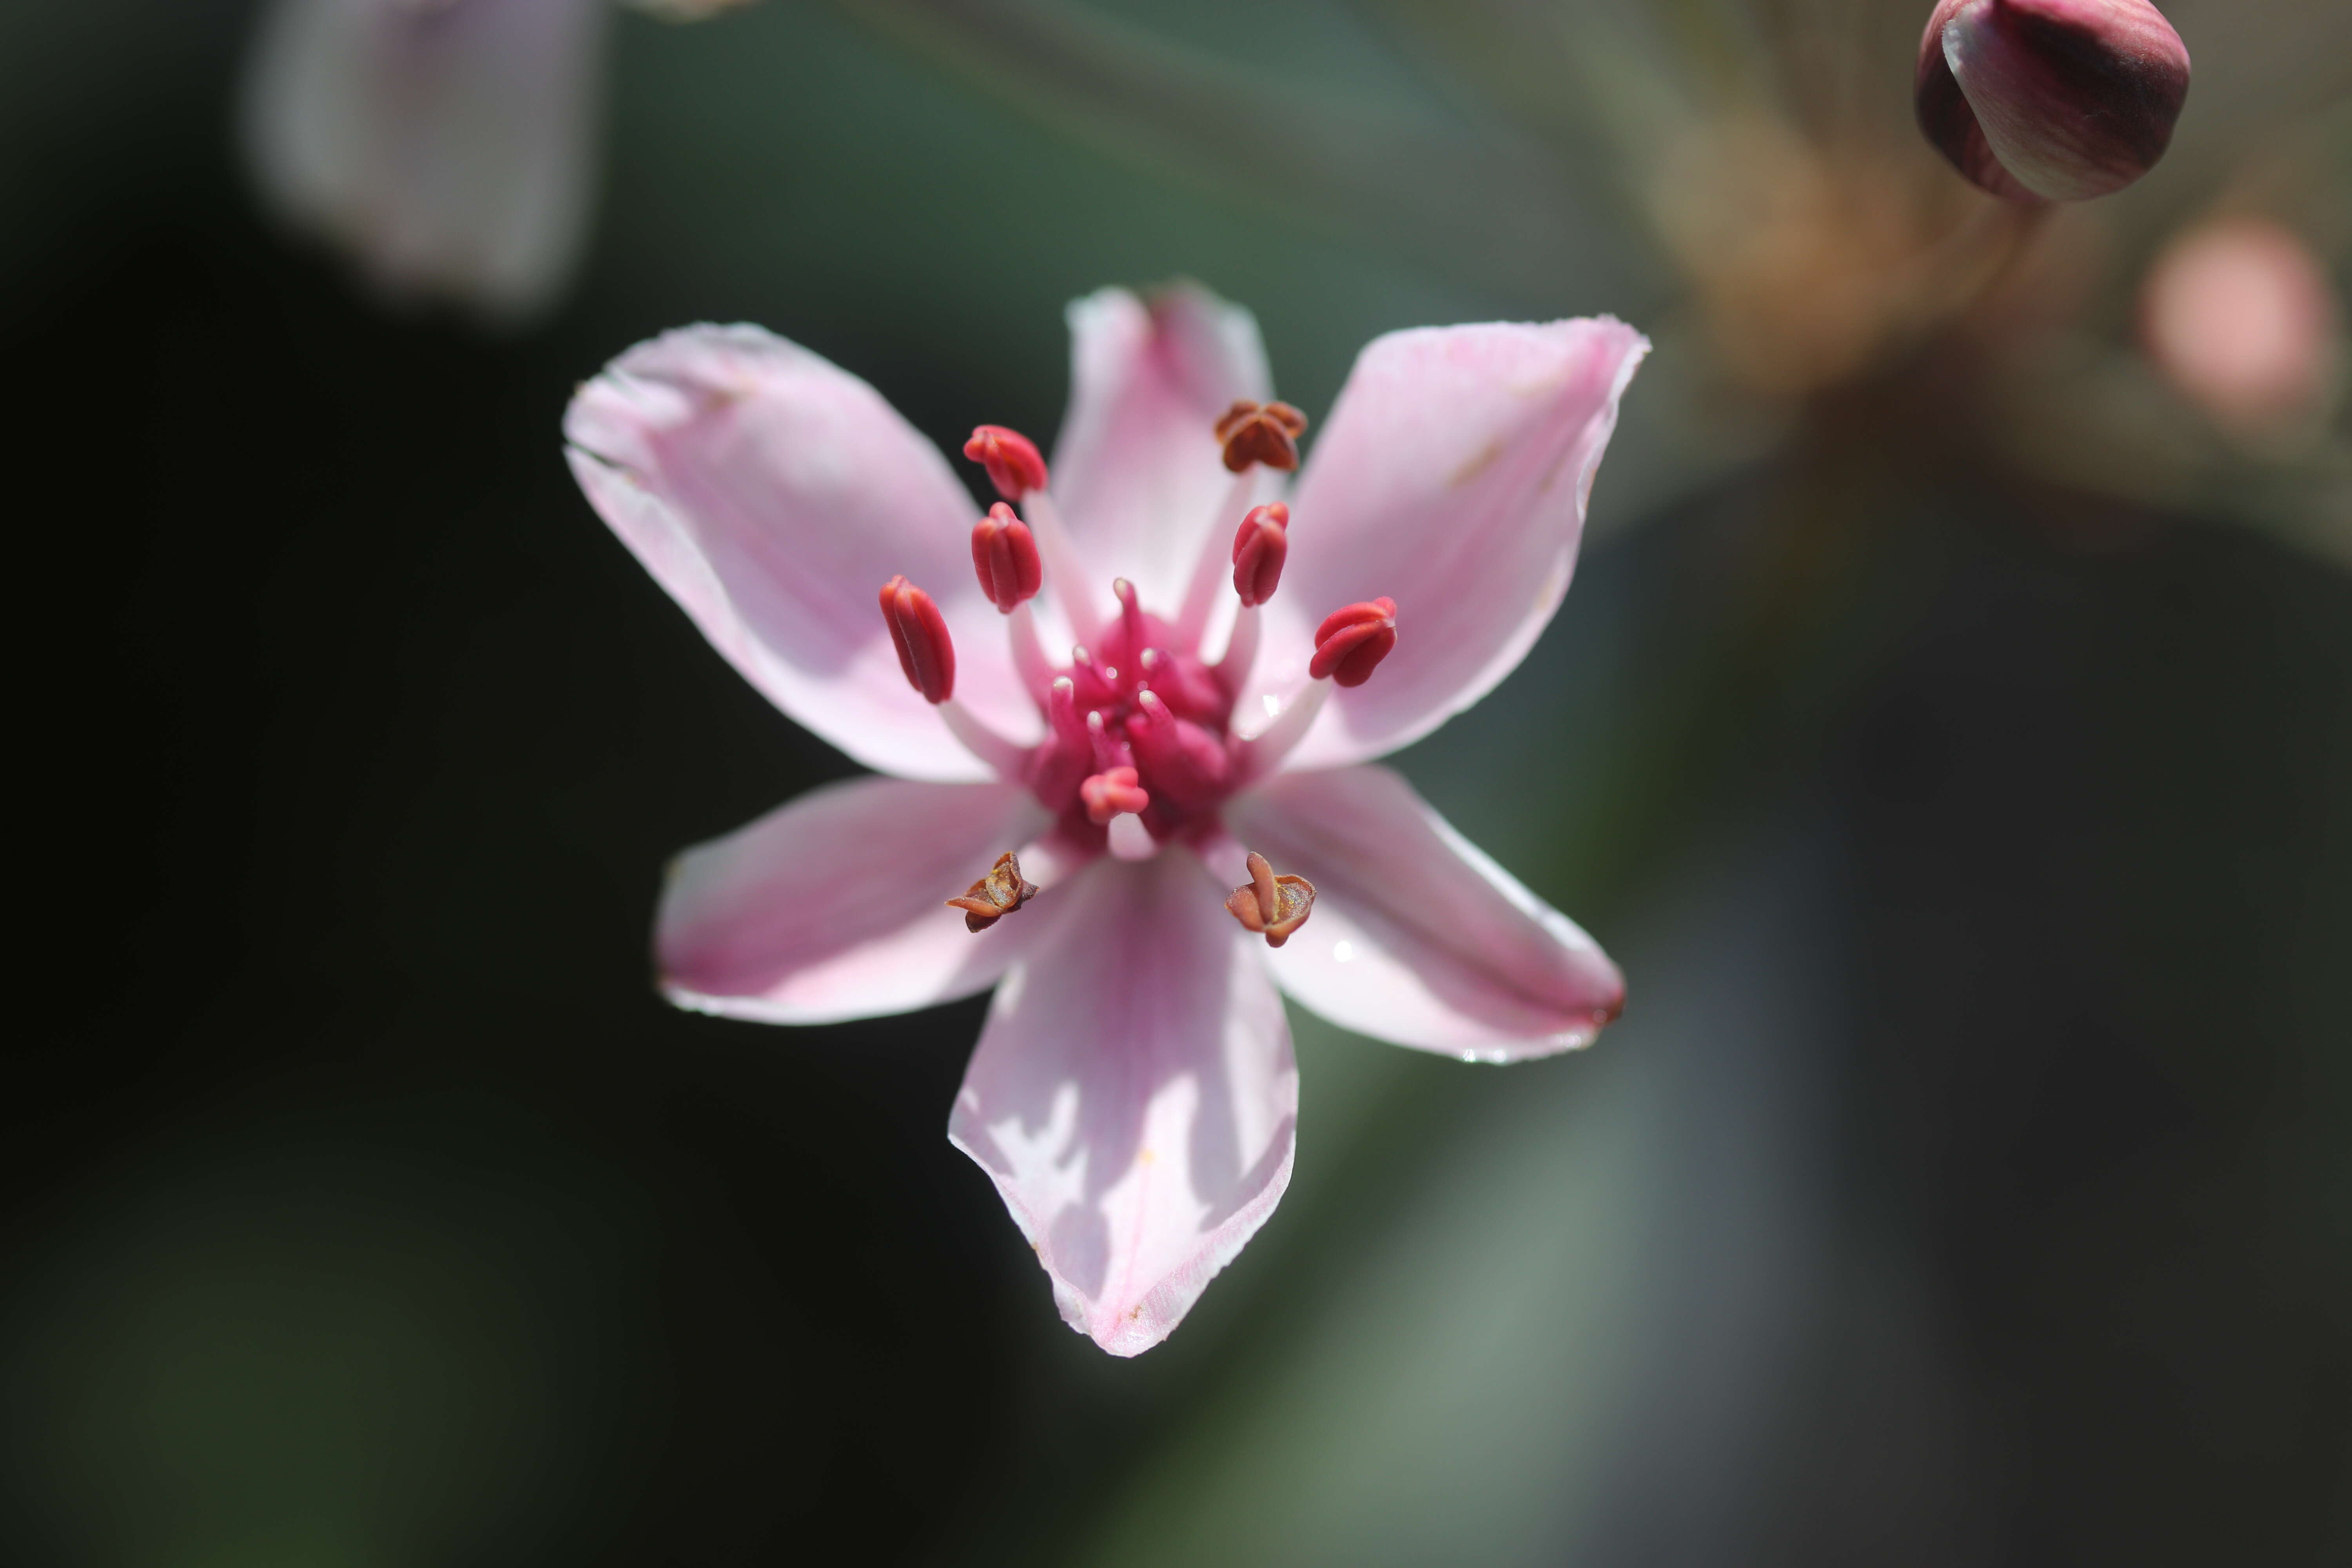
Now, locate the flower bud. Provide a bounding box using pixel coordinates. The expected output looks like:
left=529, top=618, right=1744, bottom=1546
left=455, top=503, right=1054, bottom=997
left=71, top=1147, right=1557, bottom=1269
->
left=1915, top=0, right=2190, bottom=203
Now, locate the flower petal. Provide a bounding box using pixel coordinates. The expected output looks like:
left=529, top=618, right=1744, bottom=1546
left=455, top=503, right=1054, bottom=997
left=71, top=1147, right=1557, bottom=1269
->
left=950, top=849, right=1297, bottom=1356
left=1223, top=765, right=1622, bottom=1061
left=240, top=0, right=607, bottom=319
left=659, top=776, right=1055, bottom=1024
left=1250, top=318, right=1647, bottom=768
left=1051, top=285, right=1273, bottom=613
left=565, top=324, right=1036, bottom=782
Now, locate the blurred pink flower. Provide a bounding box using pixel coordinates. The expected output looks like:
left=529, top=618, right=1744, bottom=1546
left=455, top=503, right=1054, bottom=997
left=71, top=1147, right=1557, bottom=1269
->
left=564, top=285, right=1645, bottom=1352
left=1915, top=0, right=2192, bottom=201
left=2141, top=217, right=2345, bottom=442
left=240, top=0, right=748, bottom=318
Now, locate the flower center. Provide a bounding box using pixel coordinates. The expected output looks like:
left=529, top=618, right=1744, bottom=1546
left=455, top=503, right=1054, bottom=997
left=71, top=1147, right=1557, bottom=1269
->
left=877, top=412, right=1400, bottom=862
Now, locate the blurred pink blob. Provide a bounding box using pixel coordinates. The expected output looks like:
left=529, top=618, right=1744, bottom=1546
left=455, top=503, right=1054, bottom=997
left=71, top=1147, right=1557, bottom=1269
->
left=2141, top=218, right=2344, bottom=439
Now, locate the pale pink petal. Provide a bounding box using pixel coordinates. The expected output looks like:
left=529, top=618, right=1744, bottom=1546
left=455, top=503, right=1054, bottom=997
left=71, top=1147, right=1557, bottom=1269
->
left=240, top=0, right=607, bottom=319
left=565, top=324, right=1037, bottom=782
left=659, top=776, right=1056, bottom=1024
left=1222, top=765, right=1622, bottom=1061
left=950, top=850, right=1297, bottom=1356
left=1248, top=319, right=1647, bottom=768
left=1050, top=285, right=1273, bottom=613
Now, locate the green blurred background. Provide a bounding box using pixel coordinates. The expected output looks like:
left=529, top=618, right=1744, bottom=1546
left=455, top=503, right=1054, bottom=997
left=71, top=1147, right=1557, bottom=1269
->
left=3, top=2, right=2347, bottom=1563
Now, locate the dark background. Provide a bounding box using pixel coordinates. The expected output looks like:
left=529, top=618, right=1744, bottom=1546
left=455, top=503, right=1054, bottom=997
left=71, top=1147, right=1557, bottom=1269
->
left=4, top=3, right=2347, bottom=1564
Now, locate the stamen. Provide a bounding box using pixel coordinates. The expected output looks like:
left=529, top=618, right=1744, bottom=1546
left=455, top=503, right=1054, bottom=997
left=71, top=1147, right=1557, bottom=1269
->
left=1215, top=400, right=1308, bottom=473
left=1215, top=603, right=1261, bottom=690
left=937, top=699, right=1029, bottom=778
left=1224, top=850, right=1315, bottom=947
left=1079, top=766, right=1149, bottom=824
left=1231, top=502, right=1289, bottom=608
left=1172, top=466, right=1263, bottom=644
left=1006, top=601, right=1054, bottom=705
left=1017, top=488, right=1103, bottom=648
left=1309, top=597, right=1398, bottom=688
left=971, top=502, right=1043, bottom=613
left=946, top=850, right=1039, bottom=933
left=962, top=425, right=1048, bottom=500
left=1234, top=677, right=1328, bottom=783
left=879, top=574, right=954, bottom=703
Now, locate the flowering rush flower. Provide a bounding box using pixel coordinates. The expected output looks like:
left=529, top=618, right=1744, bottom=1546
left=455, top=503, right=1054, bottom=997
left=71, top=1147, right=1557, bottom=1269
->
left=564, top=285, right=1647, bottom=1353
left=241, top=0, right=749, bottom=318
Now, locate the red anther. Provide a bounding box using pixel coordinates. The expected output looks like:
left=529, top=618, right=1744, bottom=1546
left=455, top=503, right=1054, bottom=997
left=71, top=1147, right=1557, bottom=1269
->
left=970, top=502, right=1043, bottom=613
left=879, top=573, right=955, bottom=704
left=1079, top=766, right=1150, bottom=825
left=1230, top=502, right=1290, bottom=607
left=1225, top=850, right=1315, bottom=948
left=963, top=425, right=1049, bottom=500
left=1214, top=400, right=1308, bottom=473
left=1309, top=596, right=1397, bottom=688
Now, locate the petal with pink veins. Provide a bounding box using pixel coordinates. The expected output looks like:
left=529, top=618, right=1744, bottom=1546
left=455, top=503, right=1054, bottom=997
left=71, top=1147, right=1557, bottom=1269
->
left=1250, top=318, right=1647, bottom=768
left=1050, top=285, right=1273, bottom=614
left=1223, top=765, right=1623, bottom=1061
left=566, top=325, right=1037, bottom=781
left=241, top=0, right=608, bottom=320
left=951, top=850, right=1297, bottom=1356
left=659, top=776, right=1056, bottom=1023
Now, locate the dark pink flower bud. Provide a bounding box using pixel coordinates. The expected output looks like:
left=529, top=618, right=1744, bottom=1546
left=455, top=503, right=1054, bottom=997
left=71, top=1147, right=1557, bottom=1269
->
left=970, top=502, right=1043, bottom=612
left=962, top=425, right=1049, bottom=499
left=1230, top=502, right=1290, bottom=607
left=1916, top=0, right=2190, bottom=203
left=879, top=574, right=955, bottom=704
left=1309, top=597, right=1397, bottom=688
left=1079, top=766, right=1150, bottom=825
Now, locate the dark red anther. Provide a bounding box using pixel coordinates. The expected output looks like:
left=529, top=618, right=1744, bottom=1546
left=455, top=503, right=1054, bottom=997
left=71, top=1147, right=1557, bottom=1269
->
left=1214, top=400, right=1308, bottom=473
left=879, top=573, right=955, bottom=704
left=1230, top=502, right=1289, bottom=607
left=1225, top=850, right=1315, bottom=948
left=970, top=502, right=1043, bottom=613
left=963, top=425, right=1049, bottom=500
left=1309, top=597, right=1397, bottom=688
left=1079, top=766, right=1150, bottom=825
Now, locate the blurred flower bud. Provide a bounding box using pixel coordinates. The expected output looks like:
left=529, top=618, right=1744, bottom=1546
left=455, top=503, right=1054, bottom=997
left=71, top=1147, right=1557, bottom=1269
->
left=1915, top=0, right=2190, bottom=203
left=2141, top=218, right=2343, bottom=444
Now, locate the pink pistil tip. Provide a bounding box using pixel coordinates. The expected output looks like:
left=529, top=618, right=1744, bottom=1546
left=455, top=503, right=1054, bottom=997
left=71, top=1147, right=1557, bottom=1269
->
left=971, top=501, right=1044, bottom=613
left=963, top=425, right=1049, bottom=500
left=1080, top=766, right=1150, bottom=825
left=1231, top=502, right=1289, bottom=608
left=1309, top=597, right=1397, bottom=688
left=879, top=573, right=955, bottom=704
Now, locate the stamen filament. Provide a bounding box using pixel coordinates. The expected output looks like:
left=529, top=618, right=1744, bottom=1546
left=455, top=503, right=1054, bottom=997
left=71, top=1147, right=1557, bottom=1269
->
left=1173, top=468, right=1262, bottom=646
left=1235, top=676, right=1330, bottom=784
left=1007, top=601, right=1055, bottom=708
left=938, top=697, right=1031, bottom=779
left=1215, top=603, right=1261, bottom=691
left=1019, top=488, right=1103, bottom=649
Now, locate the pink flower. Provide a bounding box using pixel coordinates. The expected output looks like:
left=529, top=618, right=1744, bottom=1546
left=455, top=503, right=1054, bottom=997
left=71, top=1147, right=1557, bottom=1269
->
left=564, top=285, right=1646, bottom=1354
left=240, top=0, right=750, bottom=318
